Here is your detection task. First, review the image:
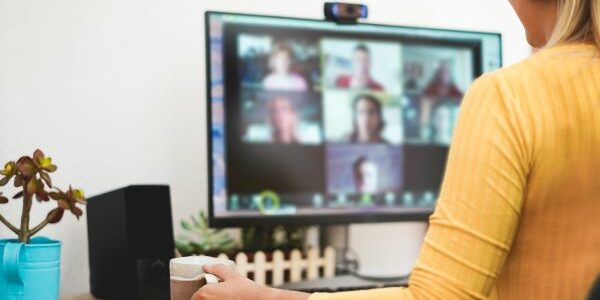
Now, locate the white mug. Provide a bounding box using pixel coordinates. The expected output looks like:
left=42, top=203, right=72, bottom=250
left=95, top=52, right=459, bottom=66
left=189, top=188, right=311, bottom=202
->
left=169, top=256, right=235, bottom=300
left=170, top=255, right=236, bottom=284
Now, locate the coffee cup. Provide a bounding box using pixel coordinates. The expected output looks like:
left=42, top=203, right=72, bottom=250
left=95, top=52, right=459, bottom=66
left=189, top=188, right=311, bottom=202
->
left=169, top=256, right=235, bottom=300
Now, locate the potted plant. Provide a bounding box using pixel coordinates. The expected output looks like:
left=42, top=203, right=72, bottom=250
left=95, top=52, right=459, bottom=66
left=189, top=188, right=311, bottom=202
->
left=175, top=210, right=238, bottom=257
left=175, top=211, right=310, bottom=283
left=0, top=149, right=85, bottom=300
left=174, top=211, right=308, bottom=259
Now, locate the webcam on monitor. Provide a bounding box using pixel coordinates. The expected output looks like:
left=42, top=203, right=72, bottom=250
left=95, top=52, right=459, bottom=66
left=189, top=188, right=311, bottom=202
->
left=324, top=2, right=368, bottom=24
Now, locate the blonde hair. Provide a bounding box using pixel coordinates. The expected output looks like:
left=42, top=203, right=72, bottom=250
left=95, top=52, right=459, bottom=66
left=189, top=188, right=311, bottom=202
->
left=547, top=0, right=600, bottom=49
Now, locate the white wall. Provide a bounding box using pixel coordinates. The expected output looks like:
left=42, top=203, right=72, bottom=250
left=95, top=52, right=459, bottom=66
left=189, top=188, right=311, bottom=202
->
left=0, top=0, right=529, bottom=294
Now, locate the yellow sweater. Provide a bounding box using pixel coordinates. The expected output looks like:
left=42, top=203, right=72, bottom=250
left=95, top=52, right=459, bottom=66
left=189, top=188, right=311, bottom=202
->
left=310, top=44, right=600, bottom=300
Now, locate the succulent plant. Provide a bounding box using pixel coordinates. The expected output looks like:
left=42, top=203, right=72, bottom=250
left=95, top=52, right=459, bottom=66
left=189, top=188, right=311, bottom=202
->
left=242, top=226, right=307, bottom=253
left=175, top=211, right=307, bottom=256
left=175, top=211, right=237, bottom=256
left=0, top=149, right=85, bottom=243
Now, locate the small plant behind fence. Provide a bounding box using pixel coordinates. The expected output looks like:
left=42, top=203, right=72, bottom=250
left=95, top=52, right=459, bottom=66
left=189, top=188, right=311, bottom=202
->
left=214, top=247, right=336, bottom=286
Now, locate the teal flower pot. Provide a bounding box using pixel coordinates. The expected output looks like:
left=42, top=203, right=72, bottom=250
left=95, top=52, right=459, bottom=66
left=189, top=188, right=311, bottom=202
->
left=0, top=237, right=61, bottom=300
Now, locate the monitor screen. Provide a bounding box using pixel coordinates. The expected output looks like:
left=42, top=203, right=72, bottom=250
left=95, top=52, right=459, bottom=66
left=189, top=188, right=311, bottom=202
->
left=206, top=11, right=502, bottom=227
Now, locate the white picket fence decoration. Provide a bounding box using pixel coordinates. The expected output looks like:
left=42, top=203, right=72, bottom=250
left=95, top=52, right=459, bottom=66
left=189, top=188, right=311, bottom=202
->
left=214, top=247, right=336, bottom=286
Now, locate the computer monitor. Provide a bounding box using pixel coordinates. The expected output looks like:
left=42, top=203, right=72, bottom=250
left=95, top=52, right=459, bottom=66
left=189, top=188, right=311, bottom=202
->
left=206, top=11, right=502, bottom=227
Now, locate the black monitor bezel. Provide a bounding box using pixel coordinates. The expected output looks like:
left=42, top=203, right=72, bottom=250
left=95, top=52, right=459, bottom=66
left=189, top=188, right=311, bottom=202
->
left=205, top=10, right=502, bottom=228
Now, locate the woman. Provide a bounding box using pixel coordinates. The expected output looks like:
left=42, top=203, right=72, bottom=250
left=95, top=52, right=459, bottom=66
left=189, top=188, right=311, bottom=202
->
left=347, top=94, right=388, bottom=144
left=263, top=43, right=309, bottom=91
left=195, top=0, right=600, bottom=299
left=420, top=62, right=463, bottom=141
left=267, top=96, right=300, bottom=144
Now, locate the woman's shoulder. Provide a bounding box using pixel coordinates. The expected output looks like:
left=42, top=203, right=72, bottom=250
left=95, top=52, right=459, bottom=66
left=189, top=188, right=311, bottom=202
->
left=470, top=55, right=537, bottom=95
left=460, top=67, right=523, bottom=119
left=464, top=44, right=599, bottom=126
left=466, top=51, right=560, bottom=103
left=479, top=44, right=598, bottom=95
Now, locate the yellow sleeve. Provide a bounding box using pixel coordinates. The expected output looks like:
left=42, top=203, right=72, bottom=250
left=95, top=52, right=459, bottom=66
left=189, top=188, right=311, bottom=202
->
left=310, top=73, right=531, bottom=300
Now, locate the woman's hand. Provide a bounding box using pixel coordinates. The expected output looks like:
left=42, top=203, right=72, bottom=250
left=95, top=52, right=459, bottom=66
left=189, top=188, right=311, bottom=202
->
left=192, top=264, right=310, bottom=300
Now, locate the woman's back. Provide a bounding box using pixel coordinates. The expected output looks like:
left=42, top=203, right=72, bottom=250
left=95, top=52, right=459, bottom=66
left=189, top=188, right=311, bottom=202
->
left=488, top=44, right=600, bottom=299
left=308, top=44, right=600, bottom=300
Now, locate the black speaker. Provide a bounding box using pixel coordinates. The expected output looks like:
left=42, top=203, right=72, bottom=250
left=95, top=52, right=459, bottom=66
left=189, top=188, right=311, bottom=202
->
left=86, top=185, right=174, bottom=300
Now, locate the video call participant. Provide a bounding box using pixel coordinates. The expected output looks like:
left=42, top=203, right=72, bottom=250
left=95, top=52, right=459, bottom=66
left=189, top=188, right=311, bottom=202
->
left=262, top=43, right=308, bottom=91
left=420, top=62, right=463, bottom=141
left=347, top=94, right=388, bottom=144
left=423, top=61, right=464, bottom=99
left=267, top=96, right=299, bottom=144
left=335, top=44, right=384, bottom=91
left=430, top=101, right=456, bottom=145
left=353, top=156, right=379, bottom=194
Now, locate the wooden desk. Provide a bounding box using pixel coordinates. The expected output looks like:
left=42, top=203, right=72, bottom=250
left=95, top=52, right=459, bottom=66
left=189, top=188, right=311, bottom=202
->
left=61, top=294, right=99, bottom=300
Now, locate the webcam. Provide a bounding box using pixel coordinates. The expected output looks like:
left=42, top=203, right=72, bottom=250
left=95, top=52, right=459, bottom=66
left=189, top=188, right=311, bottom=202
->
left=324, top=2, right=368, bottom=24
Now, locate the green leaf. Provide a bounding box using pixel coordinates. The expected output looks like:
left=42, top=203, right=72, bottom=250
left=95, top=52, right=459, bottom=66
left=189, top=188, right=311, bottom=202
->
left=175, top=241, right=194, bottom=255
left=13, top=191, right=23, bottom=199
left=181, top=220, right=192, bottom=231
left=198, top=218, right=208, bottom=231
left=190, top=241, right=206, bottom=252
left=216, top=239, right=234, bottom=248
left=191, top=215, right=200, bottom=227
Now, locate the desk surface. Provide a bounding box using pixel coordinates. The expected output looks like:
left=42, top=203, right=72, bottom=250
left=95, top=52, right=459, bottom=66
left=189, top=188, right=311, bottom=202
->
left=62, top=275, right=408, bottom=299
left=279, top=274, right=408, bottom=291
left=61, top=294, right=98, bottom=300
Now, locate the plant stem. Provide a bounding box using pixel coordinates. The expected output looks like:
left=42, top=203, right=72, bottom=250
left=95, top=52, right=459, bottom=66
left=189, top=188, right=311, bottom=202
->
left=19, top=187, right=32, bottom=243
left=0, top=214, right=20, bottom=235
left=29, top=210, right=59, bottom=237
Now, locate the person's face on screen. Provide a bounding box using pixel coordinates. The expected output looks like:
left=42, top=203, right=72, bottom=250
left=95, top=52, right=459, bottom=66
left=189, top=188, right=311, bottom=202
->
left=268, top=97, right=297, bottom=143
left=352, top=49, right=371, bottom=78
left=270, top=51, right=292, bottom=75
left=357, top=160, right=378, bottom=194
left=355, top=97, right=382, bottom=141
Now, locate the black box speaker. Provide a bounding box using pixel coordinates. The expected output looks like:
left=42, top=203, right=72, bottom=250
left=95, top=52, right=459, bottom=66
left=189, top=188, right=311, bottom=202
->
left=86, top=185, right=174, bottom=300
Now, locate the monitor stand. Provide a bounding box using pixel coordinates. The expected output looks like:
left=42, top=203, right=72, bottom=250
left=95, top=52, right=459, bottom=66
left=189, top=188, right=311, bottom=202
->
left=319, top=222, right=427, bottom=278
